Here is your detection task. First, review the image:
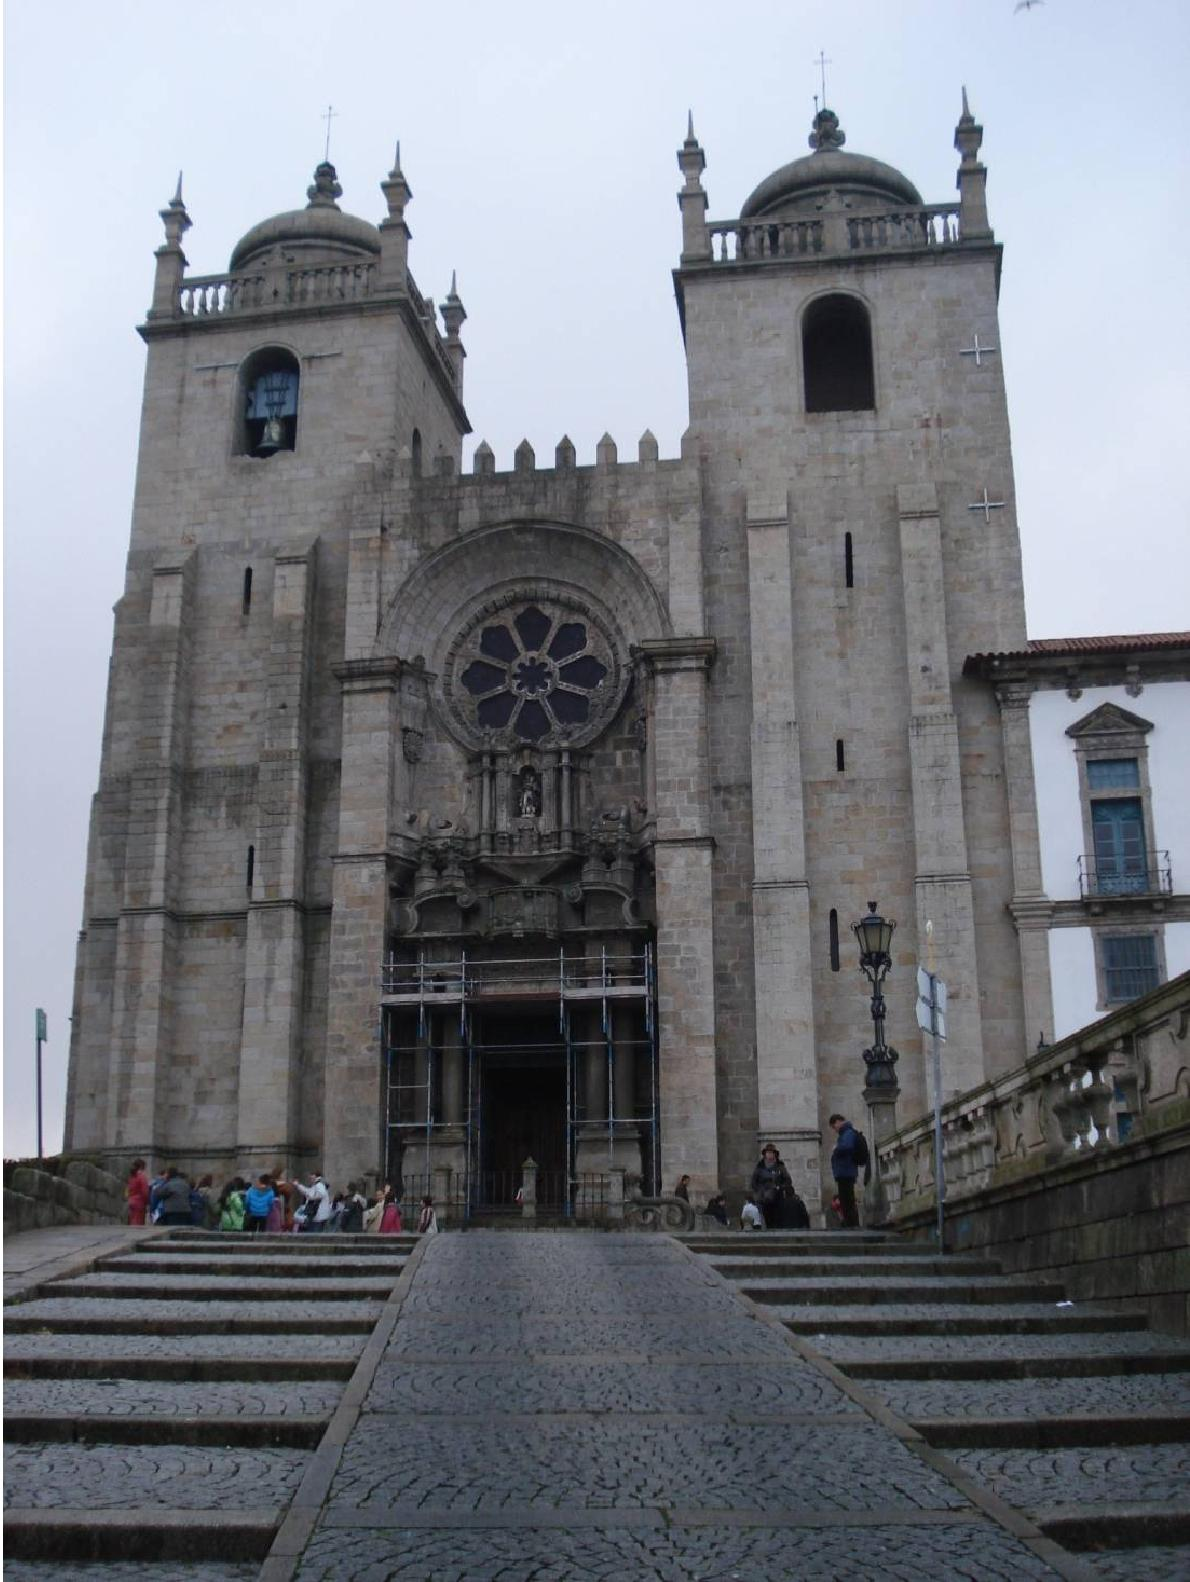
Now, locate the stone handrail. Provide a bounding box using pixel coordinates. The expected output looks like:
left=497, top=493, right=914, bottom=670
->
left=708, top=203, right=962, bottom=265
left=880, top=971, right=1190, bottom=1214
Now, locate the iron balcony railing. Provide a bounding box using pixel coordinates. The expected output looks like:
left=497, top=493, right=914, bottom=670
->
left=1077, top=852, right=1172, bottom=899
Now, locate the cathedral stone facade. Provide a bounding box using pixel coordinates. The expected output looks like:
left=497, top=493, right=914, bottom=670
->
left=65, top=98, right=1052, bottom=1214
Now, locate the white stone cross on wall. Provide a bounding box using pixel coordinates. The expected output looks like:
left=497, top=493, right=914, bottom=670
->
left=960, top=332, right=997, bottom=367
left=967, top=487, right=1006, bottom=524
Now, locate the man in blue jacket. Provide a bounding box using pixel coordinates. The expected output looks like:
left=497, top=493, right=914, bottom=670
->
left=829, top=1113, right=861, bottom=1228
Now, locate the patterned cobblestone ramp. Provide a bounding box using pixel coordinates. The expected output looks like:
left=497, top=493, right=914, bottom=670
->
left=686, top=1231, right=1190, bottom=1580
left=3, top=1227, right=416, bottom=1578
left=254, top=1230, right=1093, bottom=1582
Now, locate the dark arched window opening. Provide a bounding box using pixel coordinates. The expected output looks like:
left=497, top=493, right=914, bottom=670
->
left=829, top=909, right=840, bottom=971
left=411, top=428, right=423, bottom=474
left=803, top=295, right=874, bottom=413
left=239, top=348, right=299, bottom=457
left=844, top=532, right=854, bottom=588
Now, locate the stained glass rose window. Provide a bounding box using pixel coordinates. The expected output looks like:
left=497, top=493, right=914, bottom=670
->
left=451, top=601, right=617, bottom=745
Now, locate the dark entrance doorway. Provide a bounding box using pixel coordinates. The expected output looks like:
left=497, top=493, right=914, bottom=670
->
left=476, top=1011, right=567, bottom=1207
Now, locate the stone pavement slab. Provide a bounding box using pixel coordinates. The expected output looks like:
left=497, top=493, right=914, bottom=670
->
left=4, top=1224, right=164, bottom=1301
left=1081, top=1547, right=1190, bottom=1580
left=266, top=1232, right=1080, bottom=1582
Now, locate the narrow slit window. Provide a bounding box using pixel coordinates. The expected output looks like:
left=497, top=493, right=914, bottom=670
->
left=242, top=567, right=253, bottom=615
left=411, top=428, right=423, bottom=474
left=829, top=909, right=840, bottom=971
left=836, top=739, right=846, bottom=772
left=246, top=844, right=255, bottom=893
left=844, top=532, right=854, bottom=588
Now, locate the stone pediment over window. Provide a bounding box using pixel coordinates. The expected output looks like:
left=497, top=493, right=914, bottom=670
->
left=1065, top=702, right=1154, bottom=741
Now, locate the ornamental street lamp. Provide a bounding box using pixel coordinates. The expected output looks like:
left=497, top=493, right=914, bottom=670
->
left=851, top=900, right=900, bottom=1223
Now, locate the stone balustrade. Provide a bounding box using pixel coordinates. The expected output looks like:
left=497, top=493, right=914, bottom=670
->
left=171, top=261, right=459, bottom=390
left=880, top=970, right=1190, bottom=1217
left=178, top=262, right=377, bottom=317
left=708, top=202, right=962, bottom=265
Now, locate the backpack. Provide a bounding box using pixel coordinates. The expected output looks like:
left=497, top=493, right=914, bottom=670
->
left=340, top=1197, right=364, bottom=1233
left=853, top=1129, right=871, bottom=1184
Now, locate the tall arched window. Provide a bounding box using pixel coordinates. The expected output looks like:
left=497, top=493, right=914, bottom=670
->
left=238, top=348, right=300, bottom=457
left=803, top=295, right=874, bottom=413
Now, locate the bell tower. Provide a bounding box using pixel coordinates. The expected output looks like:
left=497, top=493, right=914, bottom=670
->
left=672, top=97, right=1049, bottom=1200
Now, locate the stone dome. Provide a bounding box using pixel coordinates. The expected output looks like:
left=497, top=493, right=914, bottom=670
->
left=740, top=108, right=921, bottom=221
left=229, top=162, right=381, bottom=272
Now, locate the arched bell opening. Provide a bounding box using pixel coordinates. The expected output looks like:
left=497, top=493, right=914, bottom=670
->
left=237, top=346, right=300, bottom=457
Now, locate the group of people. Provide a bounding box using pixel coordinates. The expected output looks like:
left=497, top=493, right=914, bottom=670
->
left=125, top=1160, right=439, bottom=1235
left=676, top=1116, right=871, bottom=1231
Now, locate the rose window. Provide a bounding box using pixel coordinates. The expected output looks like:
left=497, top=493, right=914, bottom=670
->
left=457, top=604, right=612, bottom=743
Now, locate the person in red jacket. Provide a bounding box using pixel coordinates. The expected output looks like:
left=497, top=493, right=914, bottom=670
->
left=126, top=1159, right=150, bottom=1226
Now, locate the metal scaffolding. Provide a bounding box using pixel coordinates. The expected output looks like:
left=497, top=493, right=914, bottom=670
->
left=380, top=944, right=659, bottom=1216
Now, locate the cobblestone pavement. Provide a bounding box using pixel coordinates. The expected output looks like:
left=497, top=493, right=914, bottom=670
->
left=867, top=1372, right=1190, bottom=1420
left=5, top=1377, right=343, bottom=1418
left=771, top=1301, right=1132, bottom=1325
left=947, top=1443, right=1190, bottom=1508
left=4, top=1443, right=306, bottom=1509
left=286, top=1232, right=1069, bottom=1582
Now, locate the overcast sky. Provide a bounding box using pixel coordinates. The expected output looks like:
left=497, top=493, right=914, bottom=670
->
left=4, top=0, right=1188, bottom=1157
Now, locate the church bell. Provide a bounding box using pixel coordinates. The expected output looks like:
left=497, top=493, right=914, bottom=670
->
left=257, top=416, right=286, bottom=454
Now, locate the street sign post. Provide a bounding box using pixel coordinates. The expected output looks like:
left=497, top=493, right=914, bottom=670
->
left=919, top=925, right=947, bottom=1249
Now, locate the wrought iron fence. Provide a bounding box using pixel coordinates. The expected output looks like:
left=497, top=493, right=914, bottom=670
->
left=1078, top=852, right=1172, bottom=898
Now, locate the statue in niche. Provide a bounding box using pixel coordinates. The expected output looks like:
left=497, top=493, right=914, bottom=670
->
left=518, top=768, right=540, bottom=819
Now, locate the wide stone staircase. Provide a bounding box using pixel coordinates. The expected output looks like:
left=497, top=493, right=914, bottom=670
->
left=684, top=1230, right=1190, bottom=1579
left=3, top=1226, right=416, bottom=1578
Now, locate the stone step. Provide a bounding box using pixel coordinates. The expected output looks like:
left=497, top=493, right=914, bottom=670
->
left=945, top=1441, right=1190, bottom=1520
left=682, top=1233, right=897, bottom=1254
left=778, top=1303, right=1146, bottom=1336
left=6, top=1353, right=356, bottom=1382
left=865, top=1371, right=1190, bottom=1426
left=810, top=1330, right=1190, bottom=1364
left=156, top=1230, right=417, bottom=1252
left=3, top=1440, right=308, bottom=1517
left=4, top=1413, right=328, bottom=1448
left=709, top=1255, right=1001, bottom=1279
left=4, top=1561, right=260, bottom=1581
left=147, top=1231, right=417, bottom=1255
left=3, top=1507, right=278, bottom=1564
left=46, top=1273, right=398, bottom=1302
left=97, top=1253, right=407, bottom=1279
left=840, top=1349, right=1190, bottom=1380
left=1034, top=1501, right=1190, bottom=1550
left=916, top=1412, right=1190, bottom=1449
left=4, top=1296, right=381, bottom=1334
left=4, top=1332, right=364, bottom=1364
left=3, top=1376, right=343, bottom=1429
left=740, top=1275, right=1066, bottom=1306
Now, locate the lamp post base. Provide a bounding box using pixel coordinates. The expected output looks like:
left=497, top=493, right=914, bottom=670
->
left=862, top=1045, right=900, bottom=1228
